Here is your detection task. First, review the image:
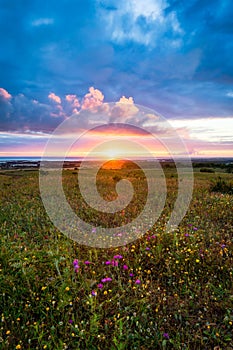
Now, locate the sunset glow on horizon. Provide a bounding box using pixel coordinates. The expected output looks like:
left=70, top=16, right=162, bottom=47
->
left=0, top=1, right=232, bottom=159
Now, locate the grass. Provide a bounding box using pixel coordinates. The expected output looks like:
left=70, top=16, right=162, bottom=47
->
left=0, top=163, right=232, bottom=349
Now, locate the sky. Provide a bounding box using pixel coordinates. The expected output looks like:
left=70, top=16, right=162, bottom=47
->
left=0, top=0, right=233, bottom=158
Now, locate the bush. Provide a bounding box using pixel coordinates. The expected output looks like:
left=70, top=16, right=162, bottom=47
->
left=200, top=168, right=215, bottom=173
left=210, top=177, right=233, bottom=194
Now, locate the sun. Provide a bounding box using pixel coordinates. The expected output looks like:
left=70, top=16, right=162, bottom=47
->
left=104, top=148, right=122, bottom=160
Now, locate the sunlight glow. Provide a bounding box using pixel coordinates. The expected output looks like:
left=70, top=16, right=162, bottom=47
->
left=102, top=147, right=125, bottom=160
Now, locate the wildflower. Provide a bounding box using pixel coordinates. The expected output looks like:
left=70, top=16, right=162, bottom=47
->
left=6, top=330, right=10, bottom=335
left=111, top=260, right=118, bottom=267
left=91, top=290, right=97, bottom=296
left=73, top=259, right=80, bottom=273
left=65, top=287, right=70, bottom=292
left=135, top=279, right=141, bottom=284
left=193, top=227, right=198, bottom=231
left=129, top=273, right=134, bottom=277
left=16, top=345, right=22, bottom=349
left=97, top=283, right=103, bottom=289
left=69, top=319, right=73, bottom=324
left=163, top=332, right=169, bottom=339
left=92, top=228, right=97, bottom=233
left=145, top=247, right=150, bottom=251
left=113, top=255, right=123, bottom=259
left=123, top=265, right=128, bottom=270
left=105, top=261, right=111, bottom=265
left=184, top=233, right=190, bottom=237
left=84, top=261, right=91, bottom=265
left=101, top=277, right=112, bottom=283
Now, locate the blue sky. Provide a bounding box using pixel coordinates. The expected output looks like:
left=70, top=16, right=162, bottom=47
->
left=0, top=0, right=233, bottom=156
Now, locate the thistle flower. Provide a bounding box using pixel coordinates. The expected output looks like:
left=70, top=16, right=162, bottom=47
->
left=113, top=255, right=123, bottom=259
left=84, top=261, right=91, bottom=265
left=73, top=259, right=79, bottom=273
left=163, top=332, right=169, bottom=339
left=101, top=277, right=112, bottom=283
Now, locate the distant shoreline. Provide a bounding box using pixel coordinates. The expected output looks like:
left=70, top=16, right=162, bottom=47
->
left=0, top=157, right=232, bottom=170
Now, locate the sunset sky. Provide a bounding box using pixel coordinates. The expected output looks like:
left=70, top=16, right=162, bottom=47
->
left=0, top=0, right=233, bottom=158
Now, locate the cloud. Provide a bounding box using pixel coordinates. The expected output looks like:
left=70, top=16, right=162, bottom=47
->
left=0, top=88, right=12, bottom=100
left=0, top=87, right=106, bottom=131
left=0, top=87, right=13, bottom=125
left=31, top=18, right=54, bottom=27
left=0, top=91, right=66, bottom=131
left=109, top=96, right=139, bottom=123
left=0, top=84, right=232, bottom=160
left=98, top=0, right=183, bottom=46
left=65, top=94, right=80, bottom=107
left=82, top=87, right=104, bottom=110
left=118, top=96, right=134, bottom=104
left=226, top=91, right=233, bottom=98
left=0, top=0, right=232, bottom=124
left=48, top=92, right=61, bottom=104
left=170, top=117, right=233, bottom=143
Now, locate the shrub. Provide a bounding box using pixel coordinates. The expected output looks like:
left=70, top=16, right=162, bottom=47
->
left=200, top=168, right=215, bottom=173
left=210, top=177, right=233, bottom=194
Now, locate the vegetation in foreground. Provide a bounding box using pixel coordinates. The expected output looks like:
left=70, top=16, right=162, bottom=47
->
left=0, top=162, right=232, bottom=349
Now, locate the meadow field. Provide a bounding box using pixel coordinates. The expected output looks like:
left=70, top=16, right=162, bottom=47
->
left=0, top=162, right=232, bottom=349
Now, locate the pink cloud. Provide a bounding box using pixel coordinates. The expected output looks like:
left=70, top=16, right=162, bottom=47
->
left=110, top=95, right=139, bottom=122
left=48, top=92, right=61, bottom=104
left=65, top=94, right=80, bottom=107
left=0, top=88, right=12, bottom=99
left=82, top=87, right=104, bottom=110
left=65, top=94, right=80, bottom=113
left=118, top=96, right=134, bottom=104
